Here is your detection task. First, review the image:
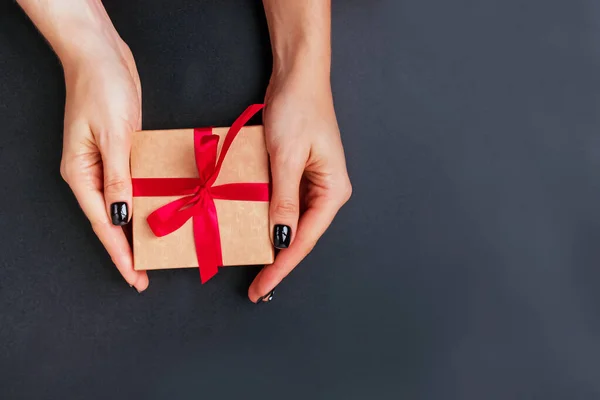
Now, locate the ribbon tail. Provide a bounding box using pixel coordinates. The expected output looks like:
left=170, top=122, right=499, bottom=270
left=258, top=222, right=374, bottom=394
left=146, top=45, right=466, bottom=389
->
left=193, top=196, right=223, bottom=284
left=194, top=129, right=218, bottom=182
left=206, top=104, right=264, bottom=187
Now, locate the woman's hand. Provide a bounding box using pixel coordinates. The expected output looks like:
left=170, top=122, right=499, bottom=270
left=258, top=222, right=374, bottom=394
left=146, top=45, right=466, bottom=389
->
left=17, top=0, right=147, bottom=291
left=59, top=38, right=149, bottom=292
left=252, top=0, right=348, bottom=302
left=248, top=69, right=352, bottom=303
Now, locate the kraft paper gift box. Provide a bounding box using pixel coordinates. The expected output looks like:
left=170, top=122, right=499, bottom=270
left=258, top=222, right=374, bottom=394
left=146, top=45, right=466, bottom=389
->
left=130, top=105, right=274, bottom=283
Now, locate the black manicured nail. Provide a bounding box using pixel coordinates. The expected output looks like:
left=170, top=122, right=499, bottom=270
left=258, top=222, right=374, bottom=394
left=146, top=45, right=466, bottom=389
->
left=256, top=289, right=275, bottom=304
left=111, top=202, right=128, bottom=226
left=273, top=225, right=291, bottom=249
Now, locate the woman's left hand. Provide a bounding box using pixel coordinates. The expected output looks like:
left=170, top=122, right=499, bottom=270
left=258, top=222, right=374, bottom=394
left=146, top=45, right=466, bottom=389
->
left=248, top=70, right=352, bottom=303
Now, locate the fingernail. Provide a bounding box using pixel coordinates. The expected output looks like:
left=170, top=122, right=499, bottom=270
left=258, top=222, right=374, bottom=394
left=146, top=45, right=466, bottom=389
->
left=256, top=289, right=275, bottom=304
left=111, top=202, right=128, bottom=226
left=273, top=225, right=291, bottom=249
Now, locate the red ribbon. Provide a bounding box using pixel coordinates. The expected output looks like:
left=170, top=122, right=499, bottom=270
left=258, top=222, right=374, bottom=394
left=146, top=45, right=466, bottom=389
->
left=132, top=104, right=270, bottom=283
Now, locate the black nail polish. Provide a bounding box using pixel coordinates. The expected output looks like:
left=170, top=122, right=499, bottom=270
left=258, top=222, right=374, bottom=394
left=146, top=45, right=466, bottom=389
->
left=256, top=289, right=275, bottom=304
left=111, top=202, right=128, bottom=226
left=273, top=225, right=291, bottom=249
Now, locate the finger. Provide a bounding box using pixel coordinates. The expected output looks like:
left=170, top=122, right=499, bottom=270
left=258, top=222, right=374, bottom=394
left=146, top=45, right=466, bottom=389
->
left=92, top=218, right=149, bottom=293
left=269, top=152, right=306, bottom=250
left=68, top=173, right=149, bottom=292
left=249, top=198, right=339, bottom=303
left=101, top=134, right=133, bottom=226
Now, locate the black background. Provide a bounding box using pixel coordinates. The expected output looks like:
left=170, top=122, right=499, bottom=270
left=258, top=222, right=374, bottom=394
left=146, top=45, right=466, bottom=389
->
left=2, top=0, right=600, bottom=398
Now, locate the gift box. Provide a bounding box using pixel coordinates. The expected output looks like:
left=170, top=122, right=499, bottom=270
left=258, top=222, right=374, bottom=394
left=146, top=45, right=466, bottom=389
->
left=131, top=105, right=274, bottom=283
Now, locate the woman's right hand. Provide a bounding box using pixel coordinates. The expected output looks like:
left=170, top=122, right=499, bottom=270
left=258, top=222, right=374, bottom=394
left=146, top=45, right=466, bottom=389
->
left=15, top=0, right=147, bottom=290
left=59, top=37, right=149, bottom=292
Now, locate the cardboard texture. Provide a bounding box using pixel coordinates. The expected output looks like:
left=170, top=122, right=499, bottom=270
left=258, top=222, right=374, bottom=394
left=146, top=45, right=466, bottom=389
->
left=131, top=125, right=274, bottom=270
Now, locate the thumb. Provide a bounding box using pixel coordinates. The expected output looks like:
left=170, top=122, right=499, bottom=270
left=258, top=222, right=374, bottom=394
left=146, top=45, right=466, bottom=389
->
left=269, top=153, right=304, bottom=249
left=101, top=138, right=133, bottom=226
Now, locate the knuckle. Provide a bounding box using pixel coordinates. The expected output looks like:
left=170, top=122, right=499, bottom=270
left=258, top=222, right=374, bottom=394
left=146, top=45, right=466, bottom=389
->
left=272, top=197, right=299, bottom=217
left=90, top=219, right=109, bottom=231
left=60, top=159, right=78, bottom=185
left=59, top=160, right=69, bottom=183
left=271, top=143, right=306, bottom=167
left=90, top=219, right=112, bottom=237
left=274, top=158, right=303, bottom=176
left=308, top=241, right=318, bottom=255
left=267, top=136, right=290, bottom=155
left=104, top=178, right=129, bottom=195
left=340, top=179, right=353, bottom=204
left=300, top=237, right=318, bottom=255
left=97, top=124, right=133, bottom=150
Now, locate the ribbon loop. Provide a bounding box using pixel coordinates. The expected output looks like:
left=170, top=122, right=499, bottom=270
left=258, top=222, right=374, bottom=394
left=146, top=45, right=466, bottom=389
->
left=195, top=129, right=218, bottom=183
left=132, top=105, right=269, bottom=283
left=147, top=195, right=197, bottom=237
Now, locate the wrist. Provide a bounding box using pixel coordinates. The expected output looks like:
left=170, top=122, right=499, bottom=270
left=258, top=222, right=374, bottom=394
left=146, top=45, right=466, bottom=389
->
left=19, top=0, right=124, bottom=73
left=271, top=43, right=331, bottom=86
left=59, top=34, right=128, bottom=80
left=56, top=23, right=126, bottom=73
left=263, top=0, right=331, bottom=80
left=267, top=52, right=334, bottom=110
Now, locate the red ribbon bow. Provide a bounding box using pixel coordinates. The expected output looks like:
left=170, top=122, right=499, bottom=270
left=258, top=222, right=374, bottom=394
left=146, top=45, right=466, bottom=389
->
left=132, top=104, right=270, bottom=283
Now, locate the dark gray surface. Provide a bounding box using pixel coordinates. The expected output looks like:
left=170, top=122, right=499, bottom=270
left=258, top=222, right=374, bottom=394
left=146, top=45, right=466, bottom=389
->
left=2, top=0, right=600, bottom=398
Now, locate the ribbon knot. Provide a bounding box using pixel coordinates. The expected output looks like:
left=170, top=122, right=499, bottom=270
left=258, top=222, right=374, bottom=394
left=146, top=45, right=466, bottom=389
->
left=193, top=185, right=209, bottom=200
left=132, top=104, right=270, bottom=283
